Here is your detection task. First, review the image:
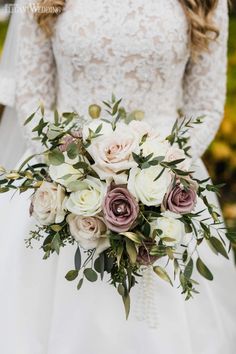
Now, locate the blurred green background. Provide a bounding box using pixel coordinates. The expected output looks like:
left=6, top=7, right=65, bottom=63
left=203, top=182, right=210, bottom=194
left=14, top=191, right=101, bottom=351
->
left=0, top=6, right=236, bottom=237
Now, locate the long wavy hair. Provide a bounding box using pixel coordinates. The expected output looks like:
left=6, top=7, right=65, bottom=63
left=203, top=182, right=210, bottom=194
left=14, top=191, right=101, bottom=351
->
left=35, top=0, right=220, bottom=55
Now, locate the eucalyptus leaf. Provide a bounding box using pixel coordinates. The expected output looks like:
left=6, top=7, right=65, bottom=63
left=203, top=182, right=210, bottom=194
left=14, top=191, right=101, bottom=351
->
left=48, top=150, right=65, bottom=166
left=84, top=268, right=98, bottom=282
left=67, top=143, right=79, bottom=160
left=65, top=270, right=79, bottom=281
left=74, top=246, right=82, bottom=270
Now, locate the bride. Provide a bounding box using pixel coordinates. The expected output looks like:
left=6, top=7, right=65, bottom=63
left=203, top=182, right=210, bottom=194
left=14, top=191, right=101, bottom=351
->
left=0, top=0, right=235, bottom=353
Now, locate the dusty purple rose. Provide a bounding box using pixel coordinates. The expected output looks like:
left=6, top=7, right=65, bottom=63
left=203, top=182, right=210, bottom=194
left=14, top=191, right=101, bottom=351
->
left=137, top=240, right=159, bottom=266
left=103, top=184, right=139, bottom=233
left=163, top=180, right=198, bottom=214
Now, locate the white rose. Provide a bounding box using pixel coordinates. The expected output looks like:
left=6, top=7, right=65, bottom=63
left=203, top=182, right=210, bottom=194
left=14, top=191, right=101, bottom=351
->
left=49, top=154, right=88, bottom=190
left=165, top=145, right=192, bottom=171
left=152, top=211, right=184, bottom=246
left=31, top=181, right=67, bottom=225
left=129, top=120, right=163, bottom=140
left=67, top=214, right=110, bottom=255
left=141, top=137, right=170, bottom=158
left=128, top=166, right=172, bottom=206
left=86, top=122, right=140, bottom=181
left=66, top=176, right=106, bottom=216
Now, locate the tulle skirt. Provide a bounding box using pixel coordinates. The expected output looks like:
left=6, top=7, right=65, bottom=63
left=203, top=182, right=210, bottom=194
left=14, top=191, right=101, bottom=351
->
left=0, top=151, right=236, bottom=354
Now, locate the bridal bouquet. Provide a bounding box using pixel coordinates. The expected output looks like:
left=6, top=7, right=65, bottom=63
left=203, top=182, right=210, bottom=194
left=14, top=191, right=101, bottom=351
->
left=0, top=96, right=234, bottom=318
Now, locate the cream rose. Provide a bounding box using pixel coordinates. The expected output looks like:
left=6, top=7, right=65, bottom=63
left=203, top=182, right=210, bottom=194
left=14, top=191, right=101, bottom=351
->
left=165, top=145, right=191, bottom=171
left=86, top=122, right=140, bottom=181
left=152, top=211, right=184, bottom=246
left=129, top=120, right=163, bottom=141
left=66, top=176, right=106, bottom=216
left=67, top=214, right=110, bottom=254
left=31, top=181, right=67, bottom=225
left=128, top=166, right=172, bottom=206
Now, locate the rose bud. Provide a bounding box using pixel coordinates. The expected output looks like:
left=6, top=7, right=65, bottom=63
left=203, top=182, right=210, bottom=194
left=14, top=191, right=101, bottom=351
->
left=137, top=240, right=159, bottom=266
left=88, top=104, right=102, bottom=119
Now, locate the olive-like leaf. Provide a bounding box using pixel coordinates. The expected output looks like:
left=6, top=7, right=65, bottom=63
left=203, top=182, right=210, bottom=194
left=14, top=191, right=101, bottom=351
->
left=184, top=258, right=193, bottom=279
left=126, top=239, right=137, bottom=264
left=153, top=266, right=173, bottom=286
left=122, top=294, right=130, bottom=320
left=120, top=232, right=142, bottom=244
left=209, top=237, right=229, bottom=259
left=196, top=258, right=213, bottom=281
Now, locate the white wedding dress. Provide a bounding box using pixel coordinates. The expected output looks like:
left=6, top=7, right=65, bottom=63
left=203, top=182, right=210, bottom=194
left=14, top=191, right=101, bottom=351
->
left=0, top=0, right=236, bottom=353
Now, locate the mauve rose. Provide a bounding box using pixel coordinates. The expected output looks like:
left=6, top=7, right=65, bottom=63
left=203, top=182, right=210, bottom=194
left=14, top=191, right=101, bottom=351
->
left=163, top=180, right=197, bottom=214
left=137, top=240, right=159, bottom=266
left=103, top=184, right=139, bottom=233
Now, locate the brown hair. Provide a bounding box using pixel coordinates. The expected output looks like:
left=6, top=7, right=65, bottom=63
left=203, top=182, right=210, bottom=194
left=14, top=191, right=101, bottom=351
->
left=35, top=0, right=220, bottom=55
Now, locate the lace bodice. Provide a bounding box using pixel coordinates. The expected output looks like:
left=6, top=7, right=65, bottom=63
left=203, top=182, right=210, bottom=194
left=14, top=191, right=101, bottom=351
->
left=0, top=0, right=228, bottom=160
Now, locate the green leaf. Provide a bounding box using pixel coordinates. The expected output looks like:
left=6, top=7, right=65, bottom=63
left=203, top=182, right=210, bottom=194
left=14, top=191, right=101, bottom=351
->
left=209, top=237, right=229, bottom=259
left=74, top=246, right=82, bottom=270
left=77, top=278, right=84, bottom=290
left=84, top=268, right=98, bottom=282
left=153, top=266, right=173, bottom=286
left=120, top=232, right=142, bottom=244
left=104, top=253, right=114, bottom=273
left=0, top=187, right=9, bottom=193
left=142, top=223, right=151, bottom=238
left=196, top=258, right=213, bottom=281
left=67, top=180, right=84, bottom=192
left=125, top=239, right=137, bottom=264
left=118, top=284, right=125, bottom=296
left=24, top=111, right=36, bottom=126
left=122, top=294, right=131, bottom=320
left=184, top=258, right=193, bottom=279
left=67, top=143, right=79, bottom=160
left=54, top=109, right=59, bottom=125
left=94, top=253, right=105, bottom=280
left=51, top=233, right=61, bottom=254
left=65, top=270, right=79, bottom=281
left=226, top=231, right=236, bottom=243
left=48, top=150, right=65, bottom=166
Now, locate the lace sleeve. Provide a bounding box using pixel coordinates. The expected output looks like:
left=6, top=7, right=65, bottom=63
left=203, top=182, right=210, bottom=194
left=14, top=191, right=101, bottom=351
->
left=15, top=6, right=57, bottom=150
left=182, top=0, right=229, bottom=161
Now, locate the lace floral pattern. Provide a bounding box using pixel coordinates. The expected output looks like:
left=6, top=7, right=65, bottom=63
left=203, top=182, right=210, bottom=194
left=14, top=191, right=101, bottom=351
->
left=15, top=0, right=228, bottom=160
